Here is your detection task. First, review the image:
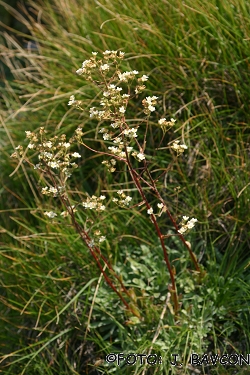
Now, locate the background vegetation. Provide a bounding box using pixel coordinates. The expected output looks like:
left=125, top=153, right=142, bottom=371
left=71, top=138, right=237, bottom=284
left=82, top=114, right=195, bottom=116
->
left=0, top=0, right=249, bottom=374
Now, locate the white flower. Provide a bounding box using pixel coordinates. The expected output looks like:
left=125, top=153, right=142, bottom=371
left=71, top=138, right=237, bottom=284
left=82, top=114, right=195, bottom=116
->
left=158, top=118, right=166, bottom=125
left=113, top=137, right=122, bottom=144
left=171, top=141, right=179, bottom=149
left=178, top=217, right=197, bottom=235
left=178, top=227, right=187, bottom=234
left=118, top=73, right=128, bottom=82
left=118, top=71, right=138, bottom=82
left=141, top=75, right=149, bottom=82
left=43, top=152, right=53, bottom=159
left=89, top=107, right=99, bottom=118
left=147, top=208, right=154, bottom=215
left=171, top=140, right=188, bottom=153
left=157, top=203, right=164, bottom=209
left=123, top=128, right=138, bottom=138
left=72, top=152, right=81, bottom=158
left=28, top=143, right=35, bottom=149
left=82, top=59, right=92, bottom=67
left=125, top=196, right=132, bottom=203
left=99, top=236, right=106, bottom=243
left=145, top=96, right=158, bottom=103
left=68, top=95, right=76, bottom=105
left=137, top=153, right=145, bottom=161
left=48, top=161, right=59, bottom=169
left=103, top=133, right=111, bottom=140
left=44, top=211, right=57, bottom=219
left=187, top=218, right=198, bottom=228
left=76, top=68, right=84, bottom=75
left=44, top=141, right=53, bottom=148
left=92, top=52, right=98, bottom=56
left=48, top=187, right=58, bottom=195
left=63, top=142, right=71, bottom=148
left=119, top=106, right=126, bottom=113
left=108, top=146, right=119, bottom=153
left=100, top=64, right=109, bottom=71
left=100, top=195, right=106, bottom=200
left=75, top=127, right=83, bottom=136
left=148, top=105, right=155, bottom=112
left=41, top=187, right=48, bottom=194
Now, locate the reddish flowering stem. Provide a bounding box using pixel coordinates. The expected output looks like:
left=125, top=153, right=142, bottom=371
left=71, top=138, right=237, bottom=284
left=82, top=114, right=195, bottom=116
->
left=46, top=165, right=139, bottom=317
left=124, top=148, right=179, bottom=314
left=143, top=163, right=201, bottom=272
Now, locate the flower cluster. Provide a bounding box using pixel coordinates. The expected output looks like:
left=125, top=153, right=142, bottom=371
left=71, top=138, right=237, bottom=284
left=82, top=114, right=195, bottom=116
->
left=123, top=127, right=138, bottom=138
left=112, top=190, right=132, bottom=208
left=75, top=50, right=125, bottom=81
left=93, top=229, right=106, bottom=243
left=157, top=202, right=167, bottom=217
left=103, top=50, right=125, bottom=60
left=107, top=145, right=127, bottom=159
left=41, top=185, right=65, bottom=197
left=118, top=70, right=139, bottom=82
left=89, top=83, right=129, bottom=121
left=70, top=52, right=162, bottom=167
left=131, top=151, right=145, bottom=161
left=142, top=96, right=158, bottom=115
left=170, top=140, right=188, bottom=155
left=82, top=195, right=106, bottom=212
left=68, top=95, right=84, bottom=110
left=178, top=216, right=198, bottom=235
left=158, top=117, right=176, bottom=129
left=147, top=207, right=154, bottom=215
left=11, top=49, right=201, bottom=316
left=102, top=158, right=117, bottom=173
left=12, top=128, right=81, bottom=180
left=76, top=57, right=97, bottom=76
left=44, top=211, right=57, bottom=219
left=11, top=145, right=24, bottom=158
left=146, top=203, right=166, bottom=217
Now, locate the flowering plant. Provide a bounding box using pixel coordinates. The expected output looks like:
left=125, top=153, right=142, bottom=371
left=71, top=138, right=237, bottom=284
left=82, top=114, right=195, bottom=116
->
left=12, top=50, right=201, bottom=316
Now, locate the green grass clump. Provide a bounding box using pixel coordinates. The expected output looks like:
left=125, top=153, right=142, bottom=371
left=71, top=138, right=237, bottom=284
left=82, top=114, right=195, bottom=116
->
left=0, top=0, right=250, bottom=374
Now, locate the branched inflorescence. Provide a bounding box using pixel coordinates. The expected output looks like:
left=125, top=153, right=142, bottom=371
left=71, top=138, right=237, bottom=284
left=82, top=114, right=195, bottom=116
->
left=12, top=50, right=200, bottom=316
